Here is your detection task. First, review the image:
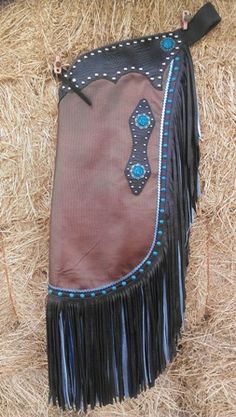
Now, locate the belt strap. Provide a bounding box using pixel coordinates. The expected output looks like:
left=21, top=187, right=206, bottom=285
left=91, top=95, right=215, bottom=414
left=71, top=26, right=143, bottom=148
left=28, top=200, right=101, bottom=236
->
left=180, top=2, right=221, bottom=46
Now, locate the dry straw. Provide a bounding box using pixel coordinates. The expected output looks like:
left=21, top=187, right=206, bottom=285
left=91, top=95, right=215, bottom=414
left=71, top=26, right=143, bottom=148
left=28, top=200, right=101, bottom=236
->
left=0, top=0, right=235, bottom=416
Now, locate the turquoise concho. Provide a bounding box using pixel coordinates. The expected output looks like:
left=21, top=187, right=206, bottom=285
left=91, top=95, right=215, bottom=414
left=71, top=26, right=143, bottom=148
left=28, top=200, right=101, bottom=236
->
left=160, top=37, right=176, bottom=52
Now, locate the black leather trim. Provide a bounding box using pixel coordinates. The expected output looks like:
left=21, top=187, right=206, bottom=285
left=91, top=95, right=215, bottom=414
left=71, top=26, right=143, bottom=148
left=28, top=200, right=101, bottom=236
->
left=58, top=28, right=183, bottom=102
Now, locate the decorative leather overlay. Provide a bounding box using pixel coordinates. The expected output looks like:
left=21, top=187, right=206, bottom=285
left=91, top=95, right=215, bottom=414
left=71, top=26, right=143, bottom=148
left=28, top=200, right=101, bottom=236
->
left=125, top=98, right=155, bottom=195
left=58, top=30, right=183, bottom=101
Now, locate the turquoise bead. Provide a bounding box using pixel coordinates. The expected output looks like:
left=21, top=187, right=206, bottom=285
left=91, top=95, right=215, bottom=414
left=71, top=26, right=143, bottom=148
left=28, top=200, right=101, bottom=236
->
left=122, top=281, right=127, bottom=286
left=101, top=290, right=107, bottom=295
left=80, top=293, right=85, bottom=298
left=57, top=291, right=63, bottom=297
left=146, top=260, right=152, bottom=265
left=131, top=275, right=137, bottom=280
left=112, top=286, right=117, bottom=291
left=139, top=268, right=144, bottom=273
left=69, top=293, right=75, bottom=298
left=156, top=241, right=161, bottom=246
left=153, top=251, right=158, bottom=256
left=48, top=289, right=53, bottom=295
left=91, top=292, right=96, bottom=297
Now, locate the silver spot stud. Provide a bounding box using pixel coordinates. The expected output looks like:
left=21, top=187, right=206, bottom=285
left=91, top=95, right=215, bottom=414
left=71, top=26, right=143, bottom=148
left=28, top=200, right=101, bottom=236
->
left=72, top=78, right=76, bottom=82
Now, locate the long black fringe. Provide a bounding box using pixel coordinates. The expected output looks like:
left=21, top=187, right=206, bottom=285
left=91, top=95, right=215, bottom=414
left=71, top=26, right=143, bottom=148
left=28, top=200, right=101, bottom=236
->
left=46, top=46, right=200, bottom=412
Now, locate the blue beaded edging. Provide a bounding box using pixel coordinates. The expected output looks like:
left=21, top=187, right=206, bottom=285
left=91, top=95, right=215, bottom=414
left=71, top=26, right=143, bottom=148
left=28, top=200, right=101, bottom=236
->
left=48, top=55, right=181, bottom=299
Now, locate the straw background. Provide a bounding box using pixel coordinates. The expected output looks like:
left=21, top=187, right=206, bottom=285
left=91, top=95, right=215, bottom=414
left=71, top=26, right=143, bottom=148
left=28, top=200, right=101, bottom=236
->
left=0, top=0, right=235, bottom=416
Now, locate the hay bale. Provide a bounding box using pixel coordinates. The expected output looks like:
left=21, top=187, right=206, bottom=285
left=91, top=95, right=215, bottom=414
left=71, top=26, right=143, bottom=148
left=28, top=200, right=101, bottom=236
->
left=0, top=1, right=235, bottom=416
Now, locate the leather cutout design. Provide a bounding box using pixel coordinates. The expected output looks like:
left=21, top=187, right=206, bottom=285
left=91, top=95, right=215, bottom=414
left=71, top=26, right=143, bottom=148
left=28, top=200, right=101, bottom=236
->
left=124, top=98, right=155, bottom=195
left=59, top=31, right=183, bottom=101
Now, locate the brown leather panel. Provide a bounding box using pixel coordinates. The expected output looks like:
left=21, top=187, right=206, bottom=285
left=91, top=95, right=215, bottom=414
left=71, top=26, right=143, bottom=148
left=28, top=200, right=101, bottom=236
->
left=49, top=73, right=163, bottom=289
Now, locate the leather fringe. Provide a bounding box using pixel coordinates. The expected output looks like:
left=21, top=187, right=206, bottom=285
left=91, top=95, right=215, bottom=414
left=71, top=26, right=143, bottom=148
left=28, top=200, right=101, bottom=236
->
left=46, top=46, right=200, bottom=412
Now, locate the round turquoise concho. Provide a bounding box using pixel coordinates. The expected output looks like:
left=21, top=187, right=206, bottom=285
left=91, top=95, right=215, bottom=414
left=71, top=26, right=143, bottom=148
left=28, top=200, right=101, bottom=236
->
left=135, top=113, right=151, bottom=129
left=160, top=37, right=176, bottom=52
left=130, top=163, right=146, bottom=179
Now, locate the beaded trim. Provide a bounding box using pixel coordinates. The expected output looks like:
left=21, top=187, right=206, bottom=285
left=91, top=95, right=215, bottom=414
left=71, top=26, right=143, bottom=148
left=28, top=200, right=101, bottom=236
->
left=59, top=32, right=182, bottom=97
left=49, top=56, right=181, bottom=298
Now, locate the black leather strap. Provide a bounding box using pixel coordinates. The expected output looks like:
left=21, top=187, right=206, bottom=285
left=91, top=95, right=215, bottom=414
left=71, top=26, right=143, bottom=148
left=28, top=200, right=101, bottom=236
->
left=180, top=2, right=221, bottom=46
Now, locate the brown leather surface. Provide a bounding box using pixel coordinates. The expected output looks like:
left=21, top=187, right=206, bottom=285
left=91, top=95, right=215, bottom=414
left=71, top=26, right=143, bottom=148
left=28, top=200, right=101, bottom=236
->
left=49, top=73, right=163, bottom=289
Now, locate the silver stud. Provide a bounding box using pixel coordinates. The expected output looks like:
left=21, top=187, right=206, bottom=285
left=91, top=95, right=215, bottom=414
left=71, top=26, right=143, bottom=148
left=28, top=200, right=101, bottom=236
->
left=131, top=66, right=135, bottom=69
left=147, top=37, right=152, bottom=41
left=124, top=67, right=128, bottom=70
left=145, top=71, right=149, bottom=75
left=84, top=55, right=88, bottom=59
left=157, top=84, right=161, bottom=87
left=126, top=42, right=131, bottom=45
left=155, top=36, right=159, bottom=39
left=90, top=52, right=95, bottom=56
left=117, top=70, right=121, bottom=74
left=177, top=40, right=182, bottom=43
left=158, top=75, right=162, bottom=79
left=62, top=85, right=65, bottom=89
left=140, top=39, right=145, bottom=43
left=77, top=59, right=81, bottom=63
left=69, top=71, right=73, bottom=75
left=103, top=73, right=107, bottom=76
left=95, top=73, right=99, bottom=76
left=72, top=78, right=76, bottom=82
left=75, top=84, right=79, bottom=88
left=98, top=50, right=102, bottom=53
left=119, top=44, right=123, bottom=47
left=112, top=76, right=116, bottom=80
left=150, top=77, right=154, bottom=80
left=133, top=40, right=138, bottom=44
left=64, top=74, right=68, bottom=78
left=170, top=52, right=175, bottom=55
left=139, top=67, right=143, bottom=70
left=87, top=76, right=91, bottom=79
left=162, top=34, right=166, bottom=38
left=174, top=34, right=178, bottom=38
left=159, top=68, right=163, bottom=72
left=81, top=81, right=85, bottom=84
left=105, top=47, right=109, bottom=51
left=68, top=86, right=71, bottom=90
left=166, top=56, right=170, bottom=60
left=175, top=46, right=180, bottom=50
left=112, top=45, right=116, bottom=49
left=72, top=65, right=76, bottom=68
